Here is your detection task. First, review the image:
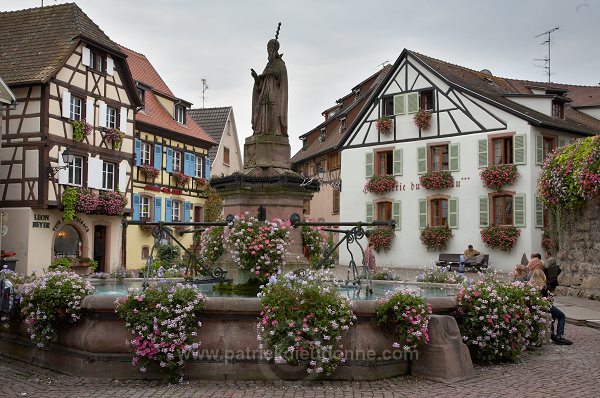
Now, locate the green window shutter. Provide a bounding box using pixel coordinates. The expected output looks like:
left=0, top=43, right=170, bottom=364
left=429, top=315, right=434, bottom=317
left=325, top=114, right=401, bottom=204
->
left=513, top=134, right=526, bottom=165
left=393, top=148, right=403, bottom=176
left=393, top=94, right=406, bottom=115
left=417, top=146, right=427, bottom=175
left=478, top=139, right=488, bottom=169
left=535, top=134, right=543, bottom=165
left=407, top=92, right=419, bottom=113
left=479, top=196, right=489, bottom=227
left=418, top=199, right=427, bottom=228
left=449, top=143, right=460, bottom=172
left=514, top=193, right=526, bottom=227
left=392, top=200, right=402, bottom=230
left=448, top=197, right=459, bottom=229
left=534, top=194, right=544, bottom=228
left=365, top=152, right=374, bottom=178
left=365, top=202, right=373, bottom=223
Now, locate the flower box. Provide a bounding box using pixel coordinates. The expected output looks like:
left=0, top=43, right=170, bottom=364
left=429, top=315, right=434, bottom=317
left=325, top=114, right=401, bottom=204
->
left=173, top=171, right=190, bottom=186
left=419, top=171, right=454, bottom=190
left=363, top=175, right=397, bottom=195
left=104, top=128, right=125, bottom=150
left=413, top=110, right=432, bottom=130
left=480, top=164, right=518, bottom=191
left=71, top=119, right=92, bottom=142
left=140, top=164, right=160, bottom=180
left=480, top=225, right=520, bottom=252
left=376, top=116, right=393, bottom=135
left=368, top=227, right=395, bottom=253
left=419, top=225, right=453, bottom=251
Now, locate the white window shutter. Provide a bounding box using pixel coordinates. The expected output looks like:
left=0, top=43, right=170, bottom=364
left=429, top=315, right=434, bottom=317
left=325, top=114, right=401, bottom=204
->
left=98, top=101, right=107, bottom=128
left=120, top=107, right=128, bottom=133
left=118, top=160, right=128, bottom=191
left=534, top=194, right=544, bottom=228
left=418, top=199, right=427, bottom=228
left=449, top=143, right=460, bottom=172
left=393, top=94, right=406, bottom=115
left=365, top=152, right=374, bottom=178
left=82, top=47, right=91, bottom=67
left=514, top=193, right=526, bottom=227
left=61, top=91, right=71, bottom=118
left=479, top=196, right=489, bottom=227
left=392, top=200, right=401, bottom=230
left=535, top=134, right=543, bottom=165
left=448, top=197, right=459, bottom=229
left=407, top=93, right=419, bottom=113
left=365, top=202, right=373, bottom=223
left=57, top=150, right=68, bottom=184
left=417, top=146, right=427, bottom=175
left=106, top=56, right=114, bottom=76
left=513, top=134, right=526, bottom=165
left=86, top=97, right=94, bottom=125
left=87, top=156, right=103, bottom=189
left=393, top=148, right=403, bottom=176
left=478, top=139, right=488, bottom=169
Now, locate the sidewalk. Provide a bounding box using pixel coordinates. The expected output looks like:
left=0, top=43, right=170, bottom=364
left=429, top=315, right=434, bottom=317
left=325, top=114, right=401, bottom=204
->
left=555, top=296, right=600, bottom=329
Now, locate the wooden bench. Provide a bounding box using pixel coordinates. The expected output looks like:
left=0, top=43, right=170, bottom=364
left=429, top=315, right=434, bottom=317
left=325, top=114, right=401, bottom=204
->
left=435, top=253, right=490, bottom=272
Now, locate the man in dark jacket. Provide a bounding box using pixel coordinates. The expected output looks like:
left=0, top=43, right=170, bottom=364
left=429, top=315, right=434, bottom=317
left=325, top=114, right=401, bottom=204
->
left=544, top=252, right=561, bottom=293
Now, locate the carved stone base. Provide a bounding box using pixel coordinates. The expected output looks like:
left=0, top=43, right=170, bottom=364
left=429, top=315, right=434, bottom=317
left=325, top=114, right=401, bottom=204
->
left=243, top=135, right=291, bottom=169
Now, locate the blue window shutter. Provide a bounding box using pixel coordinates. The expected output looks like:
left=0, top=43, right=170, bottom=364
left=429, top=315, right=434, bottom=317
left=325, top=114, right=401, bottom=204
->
left=183, top=152, right=189, bottom=176
left=165, top=198, right=172, bottom=222
left=205, top=157, right=211, bottom=179
left=166, top=148, right=173, bottom=173
left=134, top=139, right=142, bottom=167
left=154, top=197, right=162, bottom=222
left=184, top=201, right=191, bottom=222
left=132, top=193, right=140, bottom=221
left=154, top=144, right=163, bottom=170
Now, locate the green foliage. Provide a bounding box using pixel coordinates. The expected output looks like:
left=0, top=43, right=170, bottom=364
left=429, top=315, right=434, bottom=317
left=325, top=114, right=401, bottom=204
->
left=61, top=187, right=79, bottom=221
left=416, top=267, right=464, bottom=284
left=71, top=120, right=86, bottom=142
left=212, top=278, right=262, bottom=296
left=371, top=269, right=399, bottom=281
left=76, top=257, right=98, bottom=271
left=419, top=225, right=453, bottom=251
left=204, top=187, right=223, bottom=222
left=49, top=257, right=73, bottom=270
left=368, top=227, right=395, bottom=253
left=155, top=244, right=180, bottom=265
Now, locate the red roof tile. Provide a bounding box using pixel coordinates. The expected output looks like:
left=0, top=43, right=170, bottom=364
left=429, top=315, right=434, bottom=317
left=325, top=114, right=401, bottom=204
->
left=120, top=46, right=175, bottom=98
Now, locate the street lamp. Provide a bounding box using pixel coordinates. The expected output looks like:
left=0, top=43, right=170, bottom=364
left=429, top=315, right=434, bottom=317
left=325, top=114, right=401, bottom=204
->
left=317, top=167, right=341, bottom=191
left=47, top=148, right=75, bottom=177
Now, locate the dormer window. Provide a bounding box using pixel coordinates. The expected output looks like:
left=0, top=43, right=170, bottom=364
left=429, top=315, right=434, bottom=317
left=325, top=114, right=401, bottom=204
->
left=175, top=105, right=185, bottom=124
left=302, top=138, right=307, bottom=150
left=89, top=50, right=106, bottom=73
left=137, top=88, right=145, bottom=108
left=353, top=88, right=361, bottom=102
left=319, top=128, right=326, bottom=143
left=552, top=99, right=564, bottom=119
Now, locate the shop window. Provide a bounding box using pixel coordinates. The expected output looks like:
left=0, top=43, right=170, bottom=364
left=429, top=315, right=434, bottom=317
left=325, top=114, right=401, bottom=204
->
left=376, top=150, right=393, bottom=176
left=492, top=137, right=513, bottom=165
left=430, top=198, right=448, bottom=227
left=54, top=225, right=82, bottom=258
left=492, top=194, right=513, bottom=226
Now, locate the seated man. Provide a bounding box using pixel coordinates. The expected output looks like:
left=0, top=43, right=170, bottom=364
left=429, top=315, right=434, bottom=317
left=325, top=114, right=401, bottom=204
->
left=459, top=244, right=480, bottom=273
left=527, top=253, right=545, bottom=276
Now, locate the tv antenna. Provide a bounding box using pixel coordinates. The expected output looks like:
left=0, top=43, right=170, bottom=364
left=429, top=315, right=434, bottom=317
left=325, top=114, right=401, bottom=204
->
left=376, top=60, right=390, bottom=69
left=534, top=26, right=559, bottom=83
left=201, top=78, right=208, bottom=108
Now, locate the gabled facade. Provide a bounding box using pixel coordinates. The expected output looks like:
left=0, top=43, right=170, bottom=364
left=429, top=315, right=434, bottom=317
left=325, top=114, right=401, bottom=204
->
left=291, top=66, right=391, bottom=221
left=340, top=49, right=600, bottom=271
left=120, top=47, right=216, bottom=269
left=0, top=4, right=141, bottom=274
left=187, top=107, right=242, bottom=177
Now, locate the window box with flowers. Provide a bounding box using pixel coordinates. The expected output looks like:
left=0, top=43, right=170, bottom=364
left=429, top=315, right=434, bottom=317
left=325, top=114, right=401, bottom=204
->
left=98, top=190, right=128, bottom=216
left=364, top=175, right=397, bottom=195
left=368, top=227, right=395, bottom=253
left=173, top=171, right=190, bottom=186
left=376, top=116, right=393, bottom=135
left=419, top=171, right=454, bottom=190
left=413, top=110, right=432, bottom=131
left=140, top=164, right=160, bottom=180
left=419, top=225, right=453, bottom=251
left=480, top=225, right=520, bottom=252
left=75, top=188, right=100, bottom=214
left=71, top=119, right=92, bottom=142
left=480, top=164, right=518, bottom=191
left=104, top=128, right=125, bottom=150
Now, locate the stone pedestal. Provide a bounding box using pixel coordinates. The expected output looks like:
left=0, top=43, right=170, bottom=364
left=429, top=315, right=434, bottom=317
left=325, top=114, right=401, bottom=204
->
left=243, top=135, right=291, bottom=169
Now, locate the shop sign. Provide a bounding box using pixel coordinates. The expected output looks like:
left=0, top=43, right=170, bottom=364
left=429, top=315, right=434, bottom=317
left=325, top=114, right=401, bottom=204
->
left=32, top=213, right=50, bottom=229
left=144, top=185, right=182, bottom=195
left=52, top=215, right=90, bottom=233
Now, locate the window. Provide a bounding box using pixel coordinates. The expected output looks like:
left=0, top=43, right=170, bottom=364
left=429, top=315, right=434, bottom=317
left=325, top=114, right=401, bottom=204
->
left=420, top=90, right=434, bottom=111
left=551, top=100, right=564, bottom=119
left=54, top=225, right=82, bottom=257
left=141, top=142, right=151, bottom=165
left=140, top=196, right=151, bottom=219
left=327, top=152, right=341, bottom=170
left=141, top=246, right=150, bottom=260
left=376, top=201, right=392, bottom=221
left=173, top=151, right=182, bottom=172
left=195, top=156, right=203, bottom=178
left=102, top=162, right=115, bottom=190
left=106, top=106, right=118, bottom=129
left=175, top=105, right=185, bottom=124
left=430, top=198, right=448, bottom=226
left=429, top=144, right=449, bottom=172
left=89, top=50, right=105, bottom=73
left=492, top=194, right=513, bottom=225
left=382, top=97, right=394, bottom=117
left=376, top=150, right=393, bottom=176
left=339, top=117, right=347, bottom=133
left=137, top=88, right=145, bottom=108
left=70, top=95, right=83, bottom=121
left=223, top=147, right=230, bottom=165
left=333, top=190, right=340, bottom=214
left=172, top=200, right=182, bottom=222
left=68, top=156, right=84, bottom=186
left=492, top=137, right=513, bottom=165
left=543, top=136, right=556, bottom=160
left=226, top=120, right=231, bottom=135
left=319, top=128, right=326, bottom=143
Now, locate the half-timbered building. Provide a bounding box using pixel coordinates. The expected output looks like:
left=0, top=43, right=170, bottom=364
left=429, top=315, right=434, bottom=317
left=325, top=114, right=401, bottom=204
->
left=339, top=49, right=600, bottom=271
left=0, top=4, right=141, bottom=274
left=121, top=47, right=216, bottom=269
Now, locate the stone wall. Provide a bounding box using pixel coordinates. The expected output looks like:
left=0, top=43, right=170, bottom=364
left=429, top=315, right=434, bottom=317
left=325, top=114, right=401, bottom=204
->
left=555, top=198, right=600, bottom=299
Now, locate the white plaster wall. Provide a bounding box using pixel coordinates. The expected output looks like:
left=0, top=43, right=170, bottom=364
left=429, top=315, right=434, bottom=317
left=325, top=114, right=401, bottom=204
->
left=578, top=107, right=600, bottom=119
left=506, top=97, right=552, bottom=116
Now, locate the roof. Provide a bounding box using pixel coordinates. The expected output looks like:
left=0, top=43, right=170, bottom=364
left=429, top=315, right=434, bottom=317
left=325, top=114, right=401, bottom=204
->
left=0, top=3, right=124, bottom=85
left=0, top=76, right=16, bottom=106
left=187, top=107, right=232, bottom=162
left=409, top=51, right=600, bottom=134
left=119, top=46, right=175, bottom=98
left=291, top=65, right=392, bottom=165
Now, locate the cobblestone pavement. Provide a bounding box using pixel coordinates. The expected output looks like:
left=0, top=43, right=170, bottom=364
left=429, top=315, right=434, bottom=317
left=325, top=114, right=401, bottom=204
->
left=1, top=323, right=599, bottom=398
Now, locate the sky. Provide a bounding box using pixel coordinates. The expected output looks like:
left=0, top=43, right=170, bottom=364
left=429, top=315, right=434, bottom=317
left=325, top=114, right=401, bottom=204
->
left=3, top=0, right=599, bottom=155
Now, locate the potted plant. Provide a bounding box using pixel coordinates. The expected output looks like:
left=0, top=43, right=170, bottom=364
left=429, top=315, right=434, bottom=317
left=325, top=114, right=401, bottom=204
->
left=363, top=175, right=397, bottom=195
left=61, top=187, right=79, bottom=221
left=480, top=164, right=518, bottom=191
left=419, top=225, right=453, bottom=251
left=419, top=171, right=454, bottom=190
left=71, top=119, right=92, bottom=142
left=75, top=188, right=100, bottom=214
left=98, top=190, right=127, bottom=216
left=413, top=110, right=432, bottom=130
left=376, top=116, right=393, bottom=135
left=104, top=128, right=125, bottom=150
left=71, top=257, right=98, bottom=276
left=140, top=163, right=160, bottom=180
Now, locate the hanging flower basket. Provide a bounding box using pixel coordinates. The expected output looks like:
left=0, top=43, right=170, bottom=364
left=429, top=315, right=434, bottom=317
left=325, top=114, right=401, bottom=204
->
left=480, top=164, right=518, bottom=191
left=419, top=171, right=454, bottom=190
left=363, top=175, right=397, bottom=195
left=173, top=171, right=190, bottom=186
left=413, top=110, right=432, bottom=130
left=104, top=128, right=125, bottom=150
left=71, top=119, right=92, bottom=142
left=140, top=164, right=160, bottom=180
left=480, top=225, right=520, bottom=252
left=419, top=225, right=453, bottom=251
left=376, top=116, right=393, bottom=135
